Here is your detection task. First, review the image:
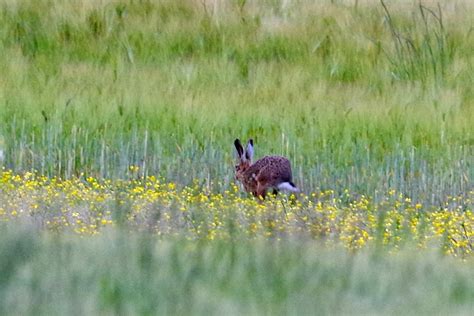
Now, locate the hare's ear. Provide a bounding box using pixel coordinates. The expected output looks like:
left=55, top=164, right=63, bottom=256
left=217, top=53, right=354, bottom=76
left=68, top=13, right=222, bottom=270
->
left=234, top=139, right=244, bottom=160
left=245, top=139, right=254, bottom=162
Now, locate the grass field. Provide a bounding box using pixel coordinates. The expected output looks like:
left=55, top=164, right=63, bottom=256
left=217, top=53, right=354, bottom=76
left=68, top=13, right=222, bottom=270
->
left=1, top=227, right=473, bottom=315
left=0, top=0, right=473, bottom=314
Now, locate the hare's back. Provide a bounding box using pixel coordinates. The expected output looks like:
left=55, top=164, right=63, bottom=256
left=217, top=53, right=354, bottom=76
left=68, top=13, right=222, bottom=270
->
left=250, top=156, right=292, bottom=182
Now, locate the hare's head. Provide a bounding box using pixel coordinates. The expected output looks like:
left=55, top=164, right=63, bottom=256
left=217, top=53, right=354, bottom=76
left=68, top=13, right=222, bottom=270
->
left=234, top=138, right=254, bottom=181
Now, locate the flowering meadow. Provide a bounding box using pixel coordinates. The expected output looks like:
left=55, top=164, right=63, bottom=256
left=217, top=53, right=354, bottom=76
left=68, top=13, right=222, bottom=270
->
left=1, top=169, right=472, bottom=257
left=1, top=0, right=473, bottom=314
left=1, top=168, right=473, bottom=314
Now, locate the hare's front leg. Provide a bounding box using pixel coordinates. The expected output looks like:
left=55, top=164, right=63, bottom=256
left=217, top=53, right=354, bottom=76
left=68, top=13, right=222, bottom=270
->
left=256, top=182, right=267, bottom=199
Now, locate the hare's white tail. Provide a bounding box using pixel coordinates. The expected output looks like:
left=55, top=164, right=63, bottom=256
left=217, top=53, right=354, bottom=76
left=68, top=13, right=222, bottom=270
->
left=278, top=181, right=299, bottom=192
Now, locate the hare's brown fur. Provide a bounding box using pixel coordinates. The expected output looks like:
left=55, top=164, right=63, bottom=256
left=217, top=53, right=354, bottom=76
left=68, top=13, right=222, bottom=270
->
left=234, top=139, right=298, bottom=199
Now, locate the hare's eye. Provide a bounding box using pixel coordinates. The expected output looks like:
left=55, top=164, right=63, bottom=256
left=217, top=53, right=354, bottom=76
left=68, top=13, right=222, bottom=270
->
left=234, top=165, right=239, bottom=171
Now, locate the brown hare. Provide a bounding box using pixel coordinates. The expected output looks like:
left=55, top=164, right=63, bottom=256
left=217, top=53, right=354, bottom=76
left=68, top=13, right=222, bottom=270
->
left=234, top=138, right=299, bottom=199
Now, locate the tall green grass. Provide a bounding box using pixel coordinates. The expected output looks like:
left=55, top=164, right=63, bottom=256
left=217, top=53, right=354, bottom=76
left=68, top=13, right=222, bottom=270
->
left=0, top=0, right=472, bottom=203
left=0, top=226, right=473, bottom=315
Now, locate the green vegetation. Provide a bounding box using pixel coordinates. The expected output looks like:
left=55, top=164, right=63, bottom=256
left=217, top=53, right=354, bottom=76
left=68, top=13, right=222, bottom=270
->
left=0, top=1, right=473, bottom=314
left=0, top=226, right=473, bottom=315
